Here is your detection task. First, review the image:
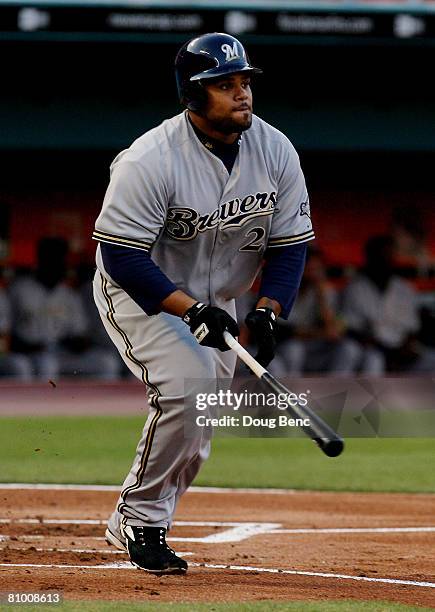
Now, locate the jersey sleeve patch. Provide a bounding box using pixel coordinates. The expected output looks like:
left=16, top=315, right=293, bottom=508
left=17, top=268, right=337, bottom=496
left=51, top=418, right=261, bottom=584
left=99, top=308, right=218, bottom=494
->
left=267, top=229, right=315, bottom=248
left=92, top=230, right=152, bottom=252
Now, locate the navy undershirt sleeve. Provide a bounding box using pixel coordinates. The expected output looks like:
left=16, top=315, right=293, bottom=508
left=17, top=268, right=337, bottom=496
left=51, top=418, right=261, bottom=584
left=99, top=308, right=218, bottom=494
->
left=259, top=243, right=307, bottom=318
left=100, top=243, right=178, bottom=316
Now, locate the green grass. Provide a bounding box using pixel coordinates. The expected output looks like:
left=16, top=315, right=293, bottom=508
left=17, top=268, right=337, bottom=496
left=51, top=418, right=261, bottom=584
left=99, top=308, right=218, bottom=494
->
left=0, top=601, right=431, bottom=612
left=0, top=416, right=434, bottom=492
left=0, top=416, right=140, bottom=485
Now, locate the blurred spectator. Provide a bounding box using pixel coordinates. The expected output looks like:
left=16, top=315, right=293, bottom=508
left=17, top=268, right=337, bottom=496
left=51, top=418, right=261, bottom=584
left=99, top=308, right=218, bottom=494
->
left=341, top=235, right=435, bottom=374
left=270, top=248, right=357, bottom=376
left=76, top=262, right=129, bottom=377
left=0, top=286, right=32, bottom=380
left=236, top=248, right=358, bottom=376
left=390, top=204, right=433, bottom=275
left=9, top=237, right=121, bottom=380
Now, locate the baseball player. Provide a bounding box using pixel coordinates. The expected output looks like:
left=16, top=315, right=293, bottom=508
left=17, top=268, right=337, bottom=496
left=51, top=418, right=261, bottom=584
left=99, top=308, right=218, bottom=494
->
left=92, top=32, right=314, bottom=574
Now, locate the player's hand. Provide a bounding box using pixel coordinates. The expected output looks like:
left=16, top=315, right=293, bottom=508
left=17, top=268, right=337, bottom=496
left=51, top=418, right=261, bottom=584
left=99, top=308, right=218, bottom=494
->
left=182, top=302, right=239, bottom=352
left=245, top=307, right=277, bottom=367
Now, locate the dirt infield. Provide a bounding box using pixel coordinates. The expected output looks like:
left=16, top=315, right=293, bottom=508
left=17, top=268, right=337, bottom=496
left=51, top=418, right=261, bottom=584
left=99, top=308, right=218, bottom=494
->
left=0, top=486, right=434, bottom=607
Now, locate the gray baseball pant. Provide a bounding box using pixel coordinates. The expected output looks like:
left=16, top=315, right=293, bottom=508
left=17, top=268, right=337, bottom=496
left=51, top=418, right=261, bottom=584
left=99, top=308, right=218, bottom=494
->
left=93, top=272, right=237, bottom=535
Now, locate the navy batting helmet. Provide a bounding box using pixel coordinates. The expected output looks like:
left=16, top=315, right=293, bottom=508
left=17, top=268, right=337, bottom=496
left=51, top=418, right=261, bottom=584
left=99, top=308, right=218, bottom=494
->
left=175, top=32, right=262, bottom=112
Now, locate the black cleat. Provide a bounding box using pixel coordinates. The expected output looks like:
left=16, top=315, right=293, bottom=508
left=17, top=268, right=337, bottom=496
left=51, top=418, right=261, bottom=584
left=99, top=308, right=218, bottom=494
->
left=121, top=525, right=188, bottom=575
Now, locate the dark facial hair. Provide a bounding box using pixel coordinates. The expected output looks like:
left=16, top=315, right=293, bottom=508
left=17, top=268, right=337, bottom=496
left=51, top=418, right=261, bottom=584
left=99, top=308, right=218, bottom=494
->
left=206, top=113, right=252, bottom=135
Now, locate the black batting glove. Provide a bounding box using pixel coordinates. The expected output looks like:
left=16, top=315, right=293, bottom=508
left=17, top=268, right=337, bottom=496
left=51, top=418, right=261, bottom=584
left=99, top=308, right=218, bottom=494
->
left=245, top=307, right=277, bottom=367
left=182, top=302, right=240, bottom=352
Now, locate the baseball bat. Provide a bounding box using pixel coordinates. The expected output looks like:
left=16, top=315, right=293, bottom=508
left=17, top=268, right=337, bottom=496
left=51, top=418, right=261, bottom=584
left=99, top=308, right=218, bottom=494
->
left=223, top=331, right=344, bottom=458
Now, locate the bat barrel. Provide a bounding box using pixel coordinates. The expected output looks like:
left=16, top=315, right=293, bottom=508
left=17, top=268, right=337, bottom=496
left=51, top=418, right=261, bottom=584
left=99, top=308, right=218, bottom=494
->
left=262, top=372, right=345, bottom=458
left=314, top=437, right=345, bottom=458
left=223, top=332, right=344, bottom=458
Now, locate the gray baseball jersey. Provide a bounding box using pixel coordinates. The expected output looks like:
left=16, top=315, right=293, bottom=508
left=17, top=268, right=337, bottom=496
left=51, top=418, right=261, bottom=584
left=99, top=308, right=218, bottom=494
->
left=93, top=110, right=314, bottom=307
left=92, top=109, right=314, bottom=532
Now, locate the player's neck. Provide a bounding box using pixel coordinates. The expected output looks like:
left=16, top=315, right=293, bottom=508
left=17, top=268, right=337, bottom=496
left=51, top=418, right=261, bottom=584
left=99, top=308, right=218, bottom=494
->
left=187, top=111, right=239, bottom=145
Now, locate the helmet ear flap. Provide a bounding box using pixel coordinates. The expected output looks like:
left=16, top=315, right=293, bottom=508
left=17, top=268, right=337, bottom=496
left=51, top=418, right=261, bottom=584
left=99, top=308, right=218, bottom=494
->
left=175, top=32, right=261, bottom=111
left=182, top=80, right=207, bottom=113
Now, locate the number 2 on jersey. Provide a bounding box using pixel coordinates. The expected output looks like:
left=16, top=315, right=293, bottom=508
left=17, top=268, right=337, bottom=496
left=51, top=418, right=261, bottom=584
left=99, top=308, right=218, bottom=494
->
left=239, top=227, right=265, bottom=252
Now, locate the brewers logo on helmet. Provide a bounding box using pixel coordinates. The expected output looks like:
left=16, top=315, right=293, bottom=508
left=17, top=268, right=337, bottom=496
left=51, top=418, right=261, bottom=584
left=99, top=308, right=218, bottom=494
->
left=175, top=32, right=262, bottom=112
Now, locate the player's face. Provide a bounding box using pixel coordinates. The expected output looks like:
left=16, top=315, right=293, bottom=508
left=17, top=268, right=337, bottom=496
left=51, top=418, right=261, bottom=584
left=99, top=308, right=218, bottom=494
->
left=202, top=73, right=253, bottom=135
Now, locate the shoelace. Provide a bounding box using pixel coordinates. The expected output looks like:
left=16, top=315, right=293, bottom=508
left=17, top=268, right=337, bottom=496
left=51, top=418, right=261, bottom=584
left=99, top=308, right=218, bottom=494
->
left=134, top=527, right=176, bottom=554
